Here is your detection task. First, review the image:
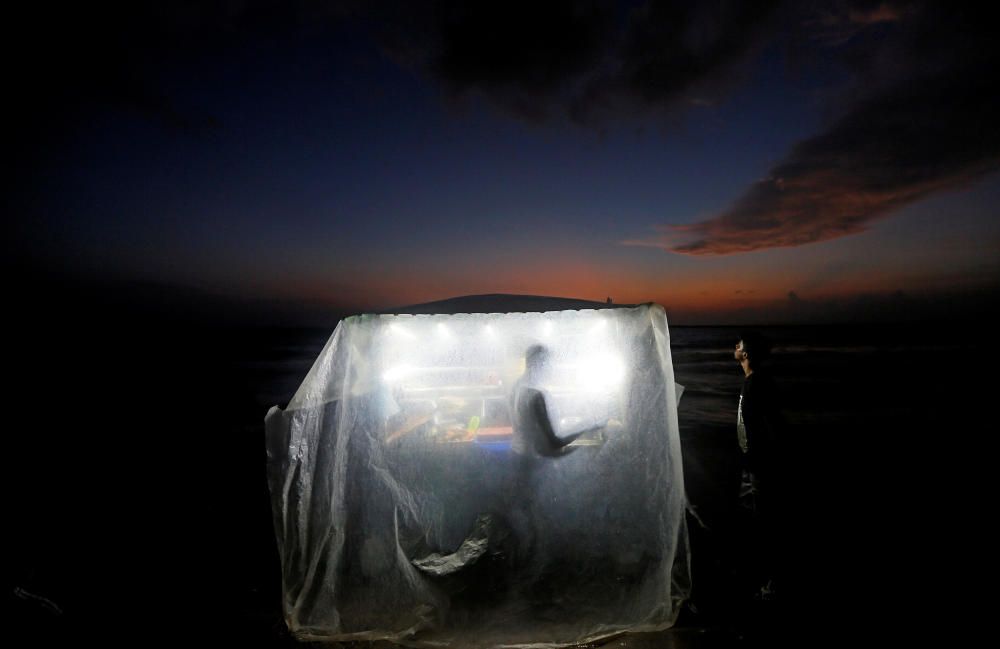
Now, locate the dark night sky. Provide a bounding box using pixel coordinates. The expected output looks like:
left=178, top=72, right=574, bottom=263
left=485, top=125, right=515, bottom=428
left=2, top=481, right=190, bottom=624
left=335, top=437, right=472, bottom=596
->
left=6, top=1, right=1000, bottom=324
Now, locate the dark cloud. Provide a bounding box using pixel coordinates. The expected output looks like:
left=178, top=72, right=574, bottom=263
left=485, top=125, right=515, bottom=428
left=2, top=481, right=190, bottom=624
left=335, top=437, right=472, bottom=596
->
left=7, top=1, right=789, bottom=136
left=379, top=0, right=617, bottom=122
left=615, top=0, right=782, bottom=104
left=804, top=0, right=906, bottom=47
left=627, top=2, right=1000, bottom=255
left=374, top=0, right=785, bottom=123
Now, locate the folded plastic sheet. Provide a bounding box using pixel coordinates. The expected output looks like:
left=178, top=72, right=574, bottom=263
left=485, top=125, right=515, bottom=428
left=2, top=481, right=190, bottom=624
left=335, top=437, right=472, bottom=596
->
left=265, top=303, right=689, bottom=647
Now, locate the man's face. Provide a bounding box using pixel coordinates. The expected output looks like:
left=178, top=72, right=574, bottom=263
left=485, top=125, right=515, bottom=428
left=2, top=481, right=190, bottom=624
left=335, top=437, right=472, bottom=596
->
left=734, top=340, right=747, bottom=363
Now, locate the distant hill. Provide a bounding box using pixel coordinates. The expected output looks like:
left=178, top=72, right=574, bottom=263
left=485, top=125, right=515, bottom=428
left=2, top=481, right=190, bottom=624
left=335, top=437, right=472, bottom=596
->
left=381, top=293, right=637, bottom=315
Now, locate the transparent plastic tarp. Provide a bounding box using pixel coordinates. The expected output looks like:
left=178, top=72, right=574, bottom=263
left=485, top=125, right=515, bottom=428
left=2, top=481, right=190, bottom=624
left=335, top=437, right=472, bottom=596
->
left=265, top=303, right=689, bottom=647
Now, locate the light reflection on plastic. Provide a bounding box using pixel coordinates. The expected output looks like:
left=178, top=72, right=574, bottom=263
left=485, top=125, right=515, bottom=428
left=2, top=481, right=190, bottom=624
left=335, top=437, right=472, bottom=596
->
left=381, top=316, right=624, bottom=393
left=576, top=353, right=626, bottom=391
left=382, top=364, right=415, bottom=382
left=389, top=323, right=415, bottom=339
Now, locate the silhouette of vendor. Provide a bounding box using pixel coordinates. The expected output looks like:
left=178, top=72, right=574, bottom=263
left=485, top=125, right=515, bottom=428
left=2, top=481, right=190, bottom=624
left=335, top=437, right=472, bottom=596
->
left=511, top=344, right=604, bottom=456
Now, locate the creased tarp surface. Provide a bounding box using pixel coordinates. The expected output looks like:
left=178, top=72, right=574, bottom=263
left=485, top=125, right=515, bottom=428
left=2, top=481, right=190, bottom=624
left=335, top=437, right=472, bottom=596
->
left=265, top=303, right=689, bottom=647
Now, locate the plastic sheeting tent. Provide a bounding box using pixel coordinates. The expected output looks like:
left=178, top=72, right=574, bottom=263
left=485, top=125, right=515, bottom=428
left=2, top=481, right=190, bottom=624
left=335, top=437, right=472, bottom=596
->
left=265, top=302, right=689, bottom=647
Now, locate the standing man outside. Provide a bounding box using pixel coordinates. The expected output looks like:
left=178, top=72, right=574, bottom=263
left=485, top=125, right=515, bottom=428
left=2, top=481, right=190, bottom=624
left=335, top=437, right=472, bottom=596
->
left=734, top=331, right=784, bottom=601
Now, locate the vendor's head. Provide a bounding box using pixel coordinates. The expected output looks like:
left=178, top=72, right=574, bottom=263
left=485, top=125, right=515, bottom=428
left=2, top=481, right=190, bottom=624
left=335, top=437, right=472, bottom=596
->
left=524, top=344, right=550, bottom=380
left=735, top=330, right=771, bottom=367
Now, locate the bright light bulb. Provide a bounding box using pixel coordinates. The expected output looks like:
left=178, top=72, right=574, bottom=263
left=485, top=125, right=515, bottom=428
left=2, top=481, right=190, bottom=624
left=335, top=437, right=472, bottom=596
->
left=578, top=353, right=626, bottom=391
left=389, top=323, right=415, bottom=339
left=382, top=364, right=414, bottom=382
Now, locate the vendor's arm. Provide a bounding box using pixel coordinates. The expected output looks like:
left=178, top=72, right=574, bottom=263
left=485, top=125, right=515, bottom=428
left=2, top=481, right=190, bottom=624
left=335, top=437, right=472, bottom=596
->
left=531, top=389, right=605, bottom=449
